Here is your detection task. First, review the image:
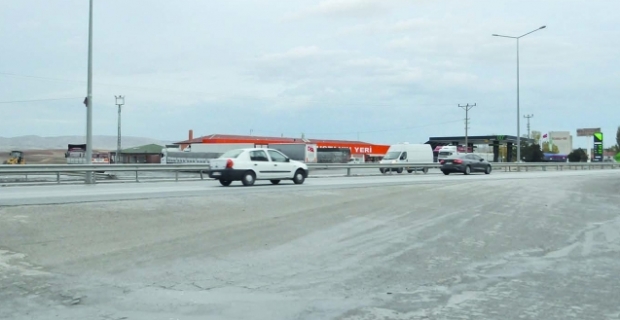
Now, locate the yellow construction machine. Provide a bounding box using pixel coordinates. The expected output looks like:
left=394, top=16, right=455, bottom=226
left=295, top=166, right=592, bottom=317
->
left=3, top=150, right=26, bottom=165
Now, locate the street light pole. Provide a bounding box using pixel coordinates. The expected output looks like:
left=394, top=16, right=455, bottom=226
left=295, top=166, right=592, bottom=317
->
left=85, top=0, right=94, bottom=184
left=492, top=25, right=546, bottom=163
left=115, top=95, right=125, bottom=164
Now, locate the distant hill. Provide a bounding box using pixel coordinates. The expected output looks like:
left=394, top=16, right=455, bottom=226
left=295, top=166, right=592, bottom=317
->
left=0, top=135, right=174, bottom=151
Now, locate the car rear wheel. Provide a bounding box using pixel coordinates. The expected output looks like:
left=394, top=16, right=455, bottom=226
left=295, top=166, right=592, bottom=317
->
left=241, top=171, right=256, bottom=186
left=485, top=165, right=492, bottom=174
left=464, top=165, right=471, bottom=175
left=293, top=169, right=306, bottom=185
left=270, top=180, right=281, bottom=185
left=219, top=179, right=232, bottom=186
left=379, top=168, right=386, bottom=174
left=396, top=168, right=403, bottom=174
left=423, top=167, right=429, bottom=174
left=442, top=171, right=450, bottom=175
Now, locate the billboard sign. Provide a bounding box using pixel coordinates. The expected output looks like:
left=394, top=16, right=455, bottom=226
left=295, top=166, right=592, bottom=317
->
left=577, top=128, right=601, bottom=137
left=593, top=132, right=603, bottom=162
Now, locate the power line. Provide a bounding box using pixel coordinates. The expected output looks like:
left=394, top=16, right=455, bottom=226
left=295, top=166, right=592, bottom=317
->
left=0, top=97, right=83, bottom=104
left=0, top=71, right=479, bottom=109
left=252, top=118, right=464, bottom=137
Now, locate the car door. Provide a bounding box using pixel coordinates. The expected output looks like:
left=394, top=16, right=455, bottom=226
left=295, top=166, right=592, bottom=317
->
left=468, top=154, right=484, bottom=171
left=266, top=149, right=295, bottom=179
left=248, top=150, right=271, bottom=179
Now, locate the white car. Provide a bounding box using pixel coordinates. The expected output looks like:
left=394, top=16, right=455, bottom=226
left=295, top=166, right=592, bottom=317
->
left=208, top=148, right=309, bottom=186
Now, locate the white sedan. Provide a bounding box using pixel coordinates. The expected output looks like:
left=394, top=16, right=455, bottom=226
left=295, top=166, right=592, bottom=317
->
left=208, top=148, right=309, bottom=186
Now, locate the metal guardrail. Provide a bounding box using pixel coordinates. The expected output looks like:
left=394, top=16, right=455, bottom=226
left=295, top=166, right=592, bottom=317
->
left=0, top=162, right=617, bottom=185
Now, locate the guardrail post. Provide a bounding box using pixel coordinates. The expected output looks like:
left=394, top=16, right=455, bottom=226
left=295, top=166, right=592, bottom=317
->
left=542, top=166, right=546, bottom=171
left=57, top=172, right=60, bottom=183
left=199, top=170, right=204, bottom=180
left=175, top=171, right=179, bottom=181
left=346, top=168, right=351, bottom=177
left=135, top=171, right=139, bottom=182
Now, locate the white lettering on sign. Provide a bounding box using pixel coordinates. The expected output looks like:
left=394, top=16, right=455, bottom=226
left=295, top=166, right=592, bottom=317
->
left=318, top=145, right=373, bottom=153
left=353, top=147, right=372, bottom=153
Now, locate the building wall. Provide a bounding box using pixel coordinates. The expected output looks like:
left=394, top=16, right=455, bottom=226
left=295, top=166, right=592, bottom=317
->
left=549, top=131, right=573, bottom=155
left=120, top=154, right=161, bottom=164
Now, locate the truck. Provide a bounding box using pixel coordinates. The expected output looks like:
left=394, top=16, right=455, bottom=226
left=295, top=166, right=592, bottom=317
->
left=160, top=143, right=255, bottom=164
left=261, top=143, right=318, bottom=163
left=316, top=147, right=351, bottom=163
left=65, top=144, right=109, bottom=172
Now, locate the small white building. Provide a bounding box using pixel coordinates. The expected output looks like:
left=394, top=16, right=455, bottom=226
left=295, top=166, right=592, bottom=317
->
left=548, top=131, right=573, bottom=155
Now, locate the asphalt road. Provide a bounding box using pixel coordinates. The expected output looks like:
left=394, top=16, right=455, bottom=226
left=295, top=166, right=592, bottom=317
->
left=1, top=169, right=620, bottom=319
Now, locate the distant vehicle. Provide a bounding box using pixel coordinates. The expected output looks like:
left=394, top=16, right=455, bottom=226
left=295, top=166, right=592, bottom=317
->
left=161, top=143, right=255, bottom=164
left=348, top=157, right=364, bottom=164
left=208, top=148, right=309, bottom=186
left=260, top=143, right=318, bottom=163
left=3, top=150, right=25, bottom=165
left=543, top=153, right=568, bottom=162
left=65, top=144, right=109, bottom=172
left=379, top=143, right=433, bottom=174
left=440, top=153, right=492, bottom=175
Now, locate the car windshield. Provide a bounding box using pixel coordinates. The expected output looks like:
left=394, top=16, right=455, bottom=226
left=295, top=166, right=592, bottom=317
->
left=219, top=149, right=244, bottom=159
left=383, top=151, right=401, bottom=160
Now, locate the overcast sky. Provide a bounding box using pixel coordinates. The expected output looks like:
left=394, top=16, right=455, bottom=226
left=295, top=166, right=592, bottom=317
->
left=1, top=0, right=618, bottom=147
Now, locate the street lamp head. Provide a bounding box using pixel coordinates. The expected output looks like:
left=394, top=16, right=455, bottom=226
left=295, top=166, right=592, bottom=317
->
left=115, top=95, right=125, bottom=106
left=539, top=25, right=546, bottom=29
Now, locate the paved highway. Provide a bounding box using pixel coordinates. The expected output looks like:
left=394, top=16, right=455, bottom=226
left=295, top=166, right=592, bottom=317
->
left=0, top=169, right=613, bottom=206
left=1, top=169, right=620, bottom=319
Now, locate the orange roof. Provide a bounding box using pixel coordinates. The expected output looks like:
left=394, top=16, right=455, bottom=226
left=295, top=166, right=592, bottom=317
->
left=174, top=134, right=375, bottom=145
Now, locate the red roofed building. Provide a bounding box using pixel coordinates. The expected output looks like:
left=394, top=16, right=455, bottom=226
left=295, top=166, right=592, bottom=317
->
left=174, top=130, right=390, bottom=157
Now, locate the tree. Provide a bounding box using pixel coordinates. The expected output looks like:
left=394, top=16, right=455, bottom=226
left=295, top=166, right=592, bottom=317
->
left=521, top=144, right=545, bottom=162
left=531, top=130, right=542, bottom=143
left=568, top=148, right=588, bottom=162
left=542, top=141, right=559, bottom=154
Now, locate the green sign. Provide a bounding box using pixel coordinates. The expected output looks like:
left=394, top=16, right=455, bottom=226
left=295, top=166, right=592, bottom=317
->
left=594, top=132, right=603, bottom=142
left=593, top=132, right=603, bottom=162
left=496, top=135, right=505, bottom=141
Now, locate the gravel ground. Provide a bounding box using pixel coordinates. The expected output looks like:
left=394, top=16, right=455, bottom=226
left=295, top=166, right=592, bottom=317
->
left=1, top=170, right=620, bottom=319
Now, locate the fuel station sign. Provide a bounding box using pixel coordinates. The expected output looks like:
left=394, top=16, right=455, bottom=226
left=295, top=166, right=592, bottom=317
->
left=593, top=132, right=603, bottom=162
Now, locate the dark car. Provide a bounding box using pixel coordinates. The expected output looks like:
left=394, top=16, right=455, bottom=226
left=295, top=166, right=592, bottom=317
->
left=440, top=153, right=492, bottom=175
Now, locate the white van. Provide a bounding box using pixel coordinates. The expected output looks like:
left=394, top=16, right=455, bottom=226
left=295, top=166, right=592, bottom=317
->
left=437, top=145, right=459, bottom=161
left=379, top=143, right=434, bottom=174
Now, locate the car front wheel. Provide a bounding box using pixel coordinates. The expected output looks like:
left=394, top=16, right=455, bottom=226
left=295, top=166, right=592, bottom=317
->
left=485, top=165, right=492, bottom=174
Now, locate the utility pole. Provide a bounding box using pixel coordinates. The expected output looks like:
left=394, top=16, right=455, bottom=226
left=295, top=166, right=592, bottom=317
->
left=115, top=95, right=125, bottom=164
left=84, top=0, right=94, bottom=184
left=524, top=114, right=533, bottom=139
left=458, top=103, right=476, bottom=153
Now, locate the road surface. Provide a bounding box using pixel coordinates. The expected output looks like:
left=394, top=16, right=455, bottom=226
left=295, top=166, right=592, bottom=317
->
left=1, top=169, right=620, bottom=319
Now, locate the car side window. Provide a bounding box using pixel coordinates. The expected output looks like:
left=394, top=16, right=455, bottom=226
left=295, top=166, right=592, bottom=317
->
left=249, top=150, right=269, bottom=162
left=400, top=152, right=407, bottom=160
left=267, top=150, right=288, bottom=162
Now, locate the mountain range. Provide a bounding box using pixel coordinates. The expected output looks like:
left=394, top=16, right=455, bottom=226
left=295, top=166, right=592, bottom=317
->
left=0, top=135, right=174, bottom=151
